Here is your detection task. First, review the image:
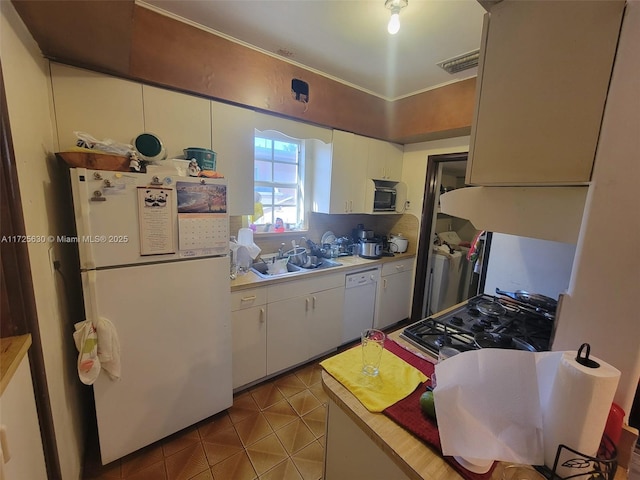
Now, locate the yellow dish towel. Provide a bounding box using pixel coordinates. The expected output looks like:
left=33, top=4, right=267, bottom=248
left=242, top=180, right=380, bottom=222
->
left=320, top=346, right=428, bottom=413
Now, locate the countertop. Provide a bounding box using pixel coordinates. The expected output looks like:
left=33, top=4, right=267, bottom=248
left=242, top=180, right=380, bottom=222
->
left=1, top=334, right=32, bottom=395
left=321, top=328, right=629, bottom=480
left=230, top=252, right=416, bottom=291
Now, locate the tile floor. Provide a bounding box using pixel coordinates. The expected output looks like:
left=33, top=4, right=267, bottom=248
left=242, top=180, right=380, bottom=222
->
left=82, top=361, right=328, bottom=480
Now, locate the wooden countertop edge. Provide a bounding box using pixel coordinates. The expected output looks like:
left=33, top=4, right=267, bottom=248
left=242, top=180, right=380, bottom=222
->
left=1, top=334, right=32, bottom=396
left=231, top=252, right=416, bottom=291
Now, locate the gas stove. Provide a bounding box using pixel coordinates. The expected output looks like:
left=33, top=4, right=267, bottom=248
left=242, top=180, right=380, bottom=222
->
left=400, top=294, right=555, bottom=357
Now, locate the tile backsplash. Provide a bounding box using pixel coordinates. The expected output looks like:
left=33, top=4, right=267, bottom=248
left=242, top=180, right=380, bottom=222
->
left=230, top=213, right=418, bottom=257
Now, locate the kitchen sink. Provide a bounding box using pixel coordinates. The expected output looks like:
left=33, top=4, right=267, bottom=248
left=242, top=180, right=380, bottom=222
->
left=251, top=262, right=301, bottom=278
left=250, top=258, right=342, bottom=279
left=298, top=258, right=343, bottom=270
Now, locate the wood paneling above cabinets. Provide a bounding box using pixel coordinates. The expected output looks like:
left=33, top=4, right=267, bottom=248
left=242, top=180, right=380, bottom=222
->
left=11, top=0, right=135, bottom=76
left=13, top=0, right=476, bottom=144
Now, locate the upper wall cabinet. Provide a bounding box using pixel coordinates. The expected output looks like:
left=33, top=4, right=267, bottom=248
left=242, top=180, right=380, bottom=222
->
left=50, top=63, right=144, bottom=151
left=142, top=85, right=211, bottom=159
left=367, top=138, right=403, bottom=181
left=211, top=101, right=255, bottom=216
left=466, top=0, right=625, bottom=186
left=313, top=130, right=368, bottom=214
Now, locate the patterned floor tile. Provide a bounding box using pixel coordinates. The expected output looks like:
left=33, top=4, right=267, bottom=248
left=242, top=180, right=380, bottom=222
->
left=165, top=443, right=209, bottom=480
left=228, top=392, right=261, bottom=424
left=81, top=361, right=330, bottom=480
left=262, top=399, right=299, bottom=430
left=125, top=461, right=167, bottom=480
left=258, top=458, right=303, bottom=480
left=198, top=413, right=233, bottom=439
left=162, top=425, right=201, bottom=457
left=308, top=382, right=329, bottom=404
left=121, top=444, right=164, bottom=478
left=211, top=451, right=257, bottom=480
left=251, top=382, right=285, bottom=410
left=274, top=373, right=308, bottom=398
left=201, top=424, right=244, bottom=466
left=288, top=389, right=322, bottom=417
left=245, top=433, right=289, bottom=476
left=295, top=364, right=323, bottom=387
left=274, top=418, right=316, bottom=455
left=291, top=441, right=324, bottom=480
left=301, top=405, right=327, bottom=439
left=234, top=412, right=274, bottom=446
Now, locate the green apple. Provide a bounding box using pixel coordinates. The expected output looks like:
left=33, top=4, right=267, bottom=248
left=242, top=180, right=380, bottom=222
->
left=420, top=390, right=436, bottom=420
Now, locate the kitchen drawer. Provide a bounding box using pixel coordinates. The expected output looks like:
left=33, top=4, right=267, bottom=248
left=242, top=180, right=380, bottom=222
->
left=231, top=288, right=267, bottom=311
left=267, top=272, right=344, bottom=303
left=381, top=259, right=415, bottom=277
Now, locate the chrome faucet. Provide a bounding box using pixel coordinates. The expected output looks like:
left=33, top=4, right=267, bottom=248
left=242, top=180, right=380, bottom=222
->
left=278, top=243, right=286, bottom=259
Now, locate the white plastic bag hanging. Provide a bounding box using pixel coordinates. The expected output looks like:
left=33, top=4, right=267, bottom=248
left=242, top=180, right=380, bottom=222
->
left=74, top=131, right=133, bottom=156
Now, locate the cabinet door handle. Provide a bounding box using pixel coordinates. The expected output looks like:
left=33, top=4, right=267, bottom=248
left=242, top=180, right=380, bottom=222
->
left=312, top=296, right=316, bottom=309
left=344, top=201, right=348, bottom=213
left=383, top=279, right=387, bottom=289
left=349, top=200, right=353, bottom=212
left=305, top=298, right=310, bottom=311
left=395, top=264, right=404, bottom=270
left=241, top=295, right=256, bottom=302
left=259, top=308, right=265, bottom=323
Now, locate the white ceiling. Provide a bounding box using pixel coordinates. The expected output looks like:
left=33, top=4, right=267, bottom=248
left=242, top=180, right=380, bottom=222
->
left=138, top=0, right=487, bottom=100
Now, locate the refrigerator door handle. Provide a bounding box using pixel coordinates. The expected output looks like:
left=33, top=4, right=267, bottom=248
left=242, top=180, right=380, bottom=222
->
left=82, top=270, right=100, bottom=323
left=74, top=168, right=96, bottom=269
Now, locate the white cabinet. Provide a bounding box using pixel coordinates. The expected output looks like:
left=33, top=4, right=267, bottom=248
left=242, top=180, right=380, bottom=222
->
left=1, top=350, right=48, bottom=480
left=308, top=286, right=344, bottom=358
left=142, top=85, right=211, bottom=159
left=375, top=259, right=415, bottom=330
left=367, top=138, right=403, bottom=181
left=313, top=130, right=367, bottom=214
left=266, top=295, right=310, bottom=375
left=313, top=131, right=404, bottom=214
left=266, top=273, right=344, bottom=375
left=467, top=0, right=624, bottom=185
left=50, top=63, right=144, bottom=151
left=211, top=101, right=255, bottom=215
left=231, top=288, right=267, bottom=389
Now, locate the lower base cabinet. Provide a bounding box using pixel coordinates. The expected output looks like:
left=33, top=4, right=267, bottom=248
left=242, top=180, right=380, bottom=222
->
left=324, top=399, right=409, bottom=480
left=1, top=349, right=48, bottom=480
left=375, top=259, right=415, bottom=330
left=266, top=273, right=344, bottom=376
left=231, top=288, right=267, bottom=389
left=232, top=260, right=413, bottom=388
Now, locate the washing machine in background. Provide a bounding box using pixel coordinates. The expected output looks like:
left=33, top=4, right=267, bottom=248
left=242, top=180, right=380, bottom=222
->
left=428, top=231, right=473, bottom=315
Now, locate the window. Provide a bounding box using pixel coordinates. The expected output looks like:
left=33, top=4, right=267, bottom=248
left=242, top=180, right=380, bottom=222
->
left=253, top=131, right=304, bottom=232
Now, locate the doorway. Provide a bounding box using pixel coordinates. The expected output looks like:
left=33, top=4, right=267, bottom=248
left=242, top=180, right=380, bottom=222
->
left=410, top=152, right=491, bottom=321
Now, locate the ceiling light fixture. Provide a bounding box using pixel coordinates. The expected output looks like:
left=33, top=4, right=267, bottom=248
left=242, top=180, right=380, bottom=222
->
left=385, top=0, right=408, bottom=35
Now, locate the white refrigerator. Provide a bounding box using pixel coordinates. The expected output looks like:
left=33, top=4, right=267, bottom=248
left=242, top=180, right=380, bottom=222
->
left=70, top=167, right=232, bottom=464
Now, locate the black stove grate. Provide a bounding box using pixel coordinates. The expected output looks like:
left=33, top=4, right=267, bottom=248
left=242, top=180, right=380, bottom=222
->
left=401, top=294, right=555, bottom=357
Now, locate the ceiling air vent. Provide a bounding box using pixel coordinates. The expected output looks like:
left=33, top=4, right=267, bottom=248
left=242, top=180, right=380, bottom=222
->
left=437, top=49, right=480, bottom=74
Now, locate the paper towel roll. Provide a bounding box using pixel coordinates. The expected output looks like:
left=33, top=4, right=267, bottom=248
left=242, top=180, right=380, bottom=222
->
left=542, top=349, right=620, bottom=477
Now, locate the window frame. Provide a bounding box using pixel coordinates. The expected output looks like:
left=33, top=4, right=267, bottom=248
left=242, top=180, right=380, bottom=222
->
left=253, top=130, right=305, bottom=232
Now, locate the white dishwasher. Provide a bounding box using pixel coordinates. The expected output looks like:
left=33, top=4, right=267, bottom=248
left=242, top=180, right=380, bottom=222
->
left=343, top=268, right=380, bottom=343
